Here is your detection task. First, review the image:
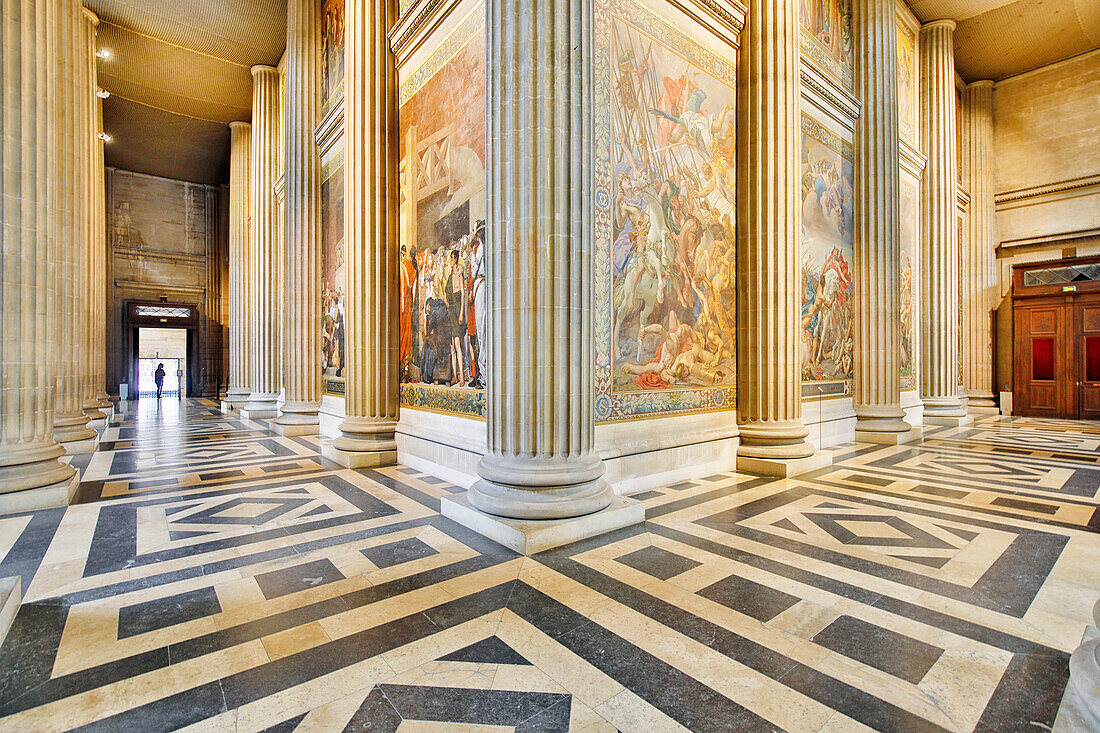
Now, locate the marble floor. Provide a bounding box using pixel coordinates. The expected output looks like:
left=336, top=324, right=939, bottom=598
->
left=1, top=399, right=1098, bottom=732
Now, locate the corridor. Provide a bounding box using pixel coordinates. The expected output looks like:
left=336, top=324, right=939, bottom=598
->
left=0, top=400, right=1097, bottom=731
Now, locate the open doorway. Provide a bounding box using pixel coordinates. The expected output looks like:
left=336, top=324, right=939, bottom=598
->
left=137, top=327, right=188, bottom=398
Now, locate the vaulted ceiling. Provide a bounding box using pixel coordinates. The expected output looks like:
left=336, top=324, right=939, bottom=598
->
left=88, top=0, right=287, bottom=185
left=908, top=0, right=1100, bottom=81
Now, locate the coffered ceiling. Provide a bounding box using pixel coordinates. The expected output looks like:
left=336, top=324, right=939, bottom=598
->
left=87, top=0, right=287, bottom=185
left=907, top=0, right=1100, bottom=81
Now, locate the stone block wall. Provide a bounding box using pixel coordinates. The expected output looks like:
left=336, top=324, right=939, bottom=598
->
left=105, top=168, right=228, bottom=397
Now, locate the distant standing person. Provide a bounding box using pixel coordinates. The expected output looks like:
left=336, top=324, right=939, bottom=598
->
left=154, top=363, right=165, bottom=399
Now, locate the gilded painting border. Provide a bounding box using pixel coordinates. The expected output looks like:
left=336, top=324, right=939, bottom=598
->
left=593, top=0, right=738, bottom=423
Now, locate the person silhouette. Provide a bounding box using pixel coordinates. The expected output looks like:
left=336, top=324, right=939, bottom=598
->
left=154, top=363, right=165, bottom=399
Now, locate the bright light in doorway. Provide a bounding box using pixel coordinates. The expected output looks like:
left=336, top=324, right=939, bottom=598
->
left=96, top=48, right=112, bottom=59
left=96, top=89, right=110, bottom=99
left=97, top=132, right=112, bottom=143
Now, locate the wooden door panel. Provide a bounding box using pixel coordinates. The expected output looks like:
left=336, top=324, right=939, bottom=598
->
left=1014, top=300, right=1071, bottom=418
left=1076, top=297, right=1100, bottom=420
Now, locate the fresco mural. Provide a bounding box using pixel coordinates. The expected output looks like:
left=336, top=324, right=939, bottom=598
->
left=593, top=0, right=738, bottom=422
left=321, top=161, right=346, bottom=396
left=900, top=180, right=917, bottom=388
left=800, top=117, right=854, bottom=385
left=397, top=9, right=487, bottom=418
left=322, top=0, right=344, bottom=108
left=897, top=21, right=917, bottom=145
left=800, top=0, right=852, bottom=88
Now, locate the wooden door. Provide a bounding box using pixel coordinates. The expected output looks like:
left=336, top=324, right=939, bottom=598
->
left=1076, top=296, right=1100, bottom=420
left=1014, top=300, right=1072, bottom=418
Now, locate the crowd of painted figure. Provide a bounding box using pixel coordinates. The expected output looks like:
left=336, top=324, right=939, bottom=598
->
left=322, top=286, right=345, bottom=378
left=400, top=221, right=487, bottom=389
left=609, top=37, right=739, bottom=391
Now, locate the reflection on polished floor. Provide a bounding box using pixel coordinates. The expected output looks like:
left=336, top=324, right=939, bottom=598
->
left=0, top=399, right=1097, bottom=732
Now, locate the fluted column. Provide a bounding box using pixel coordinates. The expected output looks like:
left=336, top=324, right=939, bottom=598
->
left=451, top=0, right=613, bottom=520
left=322, top=0, right=400, bottom=467
left=224, top=121, right=252, bottom=407
left=0, top=0, right=79, bottom=511
left=918, top=20, right=968, bottom=423
left=275, top=0, right=322, bottom=434
left=851, top=0, right=915, bottom=442
left=52, top=0, right=96, bottom=450
left=92, top=68, right=110, bottom=410
left=243, top=66, right=281, bottom=418
left=80, top=9, right=106, bottom=424
left=960, top=80, right=997, bottom=412
left=735, top=0, right=829, bottom=474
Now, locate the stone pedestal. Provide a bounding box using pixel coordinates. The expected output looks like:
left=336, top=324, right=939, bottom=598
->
left=225, top=121, right=252, bottom=408
left=924, top=413, right=974, bottom=428
left=919, top=20, right=967, bottom=420
left=1054, top=599, right=1100, bottom=733
left=855, top=427, right=922, bottom=445
left=0, top=472, right=80, bottom=515
left=734, top=0, right=831, bottom=477
left=328, top=0, right=401, bottom=469
left=274, top=0, right=323, bottom=435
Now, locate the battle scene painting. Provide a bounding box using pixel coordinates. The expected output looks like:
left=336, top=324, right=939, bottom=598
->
left=800, top=0, right=852, bottom=87
left=397, top=12, right=487, bottom=418
left=800, top=118, right=854, bottom=384
left=608, top=16, right=737, bottom=395
left=321, top=163, right=345, bottom=394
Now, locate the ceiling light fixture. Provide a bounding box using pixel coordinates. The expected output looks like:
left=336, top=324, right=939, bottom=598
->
left=97, top=132, right=112, bottom=143
left=96, top=48, right=112, bottom=59
left=96, top=89, right=110, bottom=99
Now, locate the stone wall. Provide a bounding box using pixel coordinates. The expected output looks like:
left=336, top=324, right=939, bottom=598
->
left=106, top=168, right=228, bottom=397
left=991, top=50, right=1100, bottom=396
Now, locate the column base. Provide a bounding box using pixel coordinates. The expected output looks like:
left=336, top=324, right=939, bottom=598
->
left=854, top=427, right=923, bottom=445
left=321, top=444, right=397, bottom=468
left=220, top=400, right=236, bottom=414
left=239, top=407, right=279, bottom=420
left=59, top=432, right=100, bottom=455
left=1054, top=602, right=1100, bottom=733
left=737, top=450, right=832, bottom=477
left=441, top=493, right=644, bottom=555
left=924, top=414, right=975, bottom=427
left=0, top=471, right=80, bottom=515
left=271, top=421, right=319, bottom=436
left=87, top=418, right=107, bottom=430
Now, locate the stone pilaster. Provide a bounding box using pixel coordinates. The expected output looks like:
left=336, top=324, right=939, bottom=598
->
left=918, top=20, right=970, bottom=425
left=223, top=121, right=252, bottom=409
left=960, top=80, right=997, bottom=412
left=322, top=0, right=399, bottom=467
left=52, top=0, right=96, bottom=451
left=274, top=0, right=322, bottom=435
left=440, top=0, right=641, bottom=552
left=0, top=0, right=79, bottom=513
left=80, top=9, right=106, bottom=425
left=242, top=65, right=281, bottom=419
left=735, top=0, right=831, bottom=475
left=851, top=0, right=917, bottom=443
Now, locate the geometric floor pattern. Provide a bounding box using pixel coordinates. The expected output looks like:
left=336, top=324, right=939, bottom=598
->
left=1, top=399, right=1098, bottom=731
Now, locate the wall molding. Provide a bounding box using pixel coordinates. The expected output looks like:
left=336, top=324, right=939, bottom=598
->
left=112, top=247, right=206, bottom=266
left=899, top=139, right=927, bottom=180
left=994, top=173, right=1100, bottom=209
left=800, top=59, right=861, bottom=132
left=114, top=280, right=207, bottom=298
left=391, top=0, right=463, bottom=65
left=664, top=0, right=746, bottom=48
left=314, top=101, right=344, bottom=160
left=998, top=227, right=1100, bottom=252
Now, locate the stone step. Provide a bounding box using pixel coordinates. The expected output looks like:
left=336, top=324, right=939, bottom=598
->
left=0, top=577, right=21, bottom=649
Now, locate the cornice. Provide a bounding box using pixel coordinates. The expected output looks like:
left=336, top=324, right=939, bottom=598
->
left=664, top=0, right=746, bottom=48
left=994, top=174, right=1100, bottom=206
left=314, top=100, right=344, bottom=159
left=957, top=185, right=971, bottom=212
left=999, top=227, right=1100, bottom=251
left=899, top=139, right=926, bottom=180
left=800, top=59, right=861, bottom=132
left=391, top=0, right=463, bottom=66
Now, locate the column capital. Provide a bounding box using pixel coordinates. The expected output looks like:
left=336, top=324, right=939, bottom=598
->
left=968, top=79, right=995, bottom=90
left=921, top=19, right=957, bottom=32
left=251, top=64, right=279, bottom=78
left=82, top=8, right=99, bottom=26
left=229, top=120, right=251, bottom=132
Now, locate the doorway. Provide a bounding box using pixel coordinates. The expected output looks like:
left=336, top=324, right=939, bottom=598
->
left=1012, top=257, right=1100, bottom=418
left=137, top=327, right=188, bottom=398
